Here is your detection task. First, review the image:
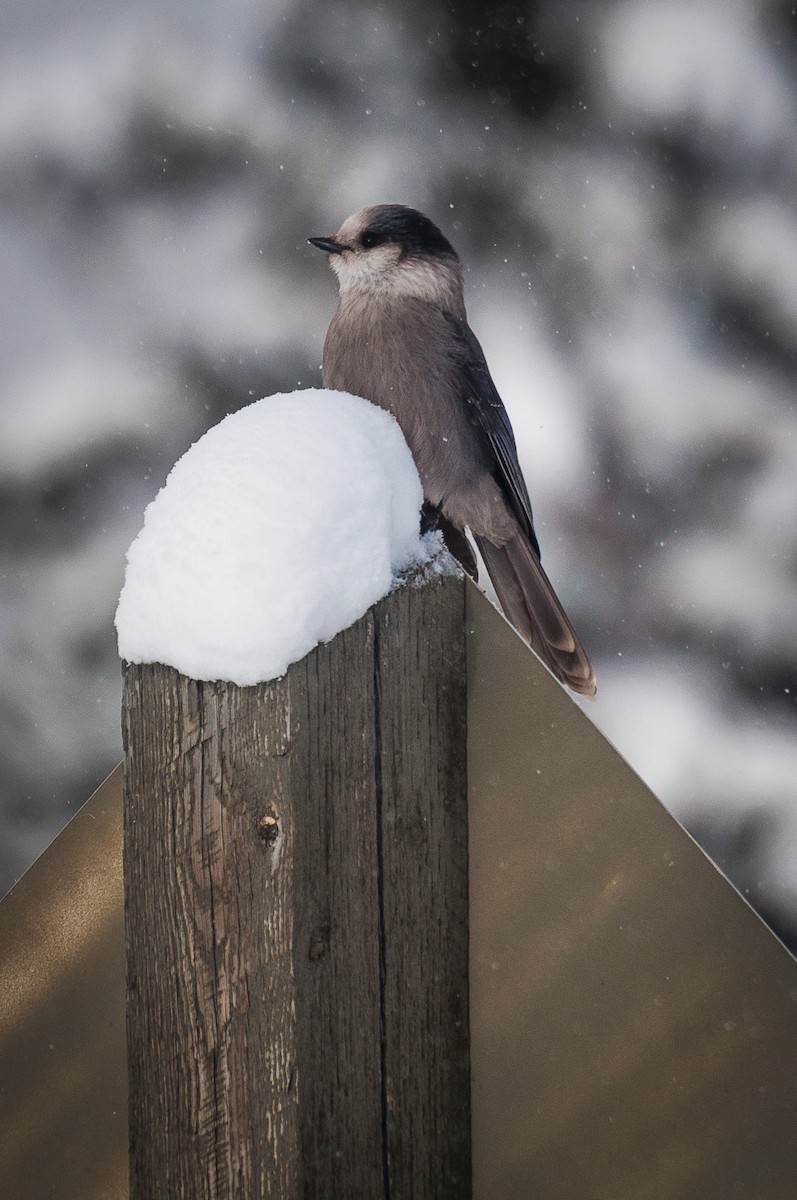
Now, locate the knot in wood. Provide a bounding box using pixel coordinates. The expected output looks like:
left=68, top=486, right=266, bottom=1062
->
left=308, top=926, right=331, bottom=962
left=256, top=814, right=280, bottom=846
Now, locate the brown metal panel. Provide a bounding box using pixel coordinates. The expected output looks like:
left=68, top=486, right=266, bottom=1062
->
left=466, top=582, right=797, bottom=1200
left=2, top=586, right=797, bottom=1200
left=0, top=766, right=126, bottom=1200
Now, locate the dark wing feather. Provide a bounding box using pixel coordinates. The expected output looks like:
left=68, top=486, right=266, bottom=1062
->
left=441, top=310, right=597, bottom=698
left=442, top=311, right=540, bottom=558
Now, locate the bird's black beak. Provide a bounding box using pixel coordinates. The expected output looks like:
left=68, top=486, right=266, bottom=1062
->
left=308, top=236, right=346, bottom=255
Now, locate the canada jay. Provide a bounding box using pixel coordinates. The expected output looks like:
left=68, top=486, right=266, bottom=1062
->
left=309, top=204, right=596, bottom=697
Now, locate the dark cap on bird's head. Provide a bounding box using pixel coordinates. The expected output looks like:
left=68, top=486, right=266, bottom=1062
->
left=308, top=204, right=458, bottom=262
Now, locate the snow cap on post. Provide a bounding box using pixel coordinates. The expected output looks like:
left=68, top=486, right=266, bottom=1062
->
left=115, top=388, right=431, bottom=684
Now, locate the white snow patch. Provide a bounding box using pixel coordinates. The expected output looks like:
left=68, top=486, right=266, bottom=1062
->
left=0, top=353, right=173, bottom=482
left=590, top=653, right=797, bottom=910
left=652, top=534, right=797, bottom=659
left=468, top=294, right=593, bottom=505
left=705, top=198, right=797, bottom=348
left=590, top=655, right=797, bottom=821
left=586, top=300, right=793, bottom=482
left=602, top=1, right=793, bottom=148
left=115, top=389, right=427, bottom=684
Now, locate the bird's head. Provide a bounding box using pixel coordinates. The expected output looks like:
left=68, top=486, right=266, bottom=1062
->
left=309, top=204, right=464, bottom=308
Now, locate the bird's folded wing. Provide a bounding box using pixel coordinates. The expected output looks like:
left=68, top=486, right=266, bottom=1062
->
left=442, top=311, right=541, bottom=559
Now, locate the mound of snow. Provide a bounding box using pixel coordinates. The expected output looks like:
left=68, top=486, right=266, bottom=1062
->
left=115, top=388, right=427, bottom=683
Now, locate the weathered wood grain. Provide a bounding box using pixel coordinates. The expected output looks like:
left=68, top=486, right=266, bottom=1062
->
left=376, top=574, right=471, bottom=1199
left=122, top=560, right=470, bottom=1199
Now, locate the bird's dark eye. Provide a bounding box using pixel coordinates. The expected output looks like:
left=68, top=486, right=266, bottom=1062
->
left=360, top=230, right=385, bottom=250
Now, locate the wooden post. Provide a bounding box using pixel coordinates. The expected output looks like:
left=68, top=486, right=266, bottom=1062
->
left=121, top=560, right=469, bottom=1199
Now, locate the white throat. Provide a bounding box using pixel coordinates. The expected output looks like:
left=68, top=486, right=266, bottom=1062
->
left=332, top=253, right=465, bottom=313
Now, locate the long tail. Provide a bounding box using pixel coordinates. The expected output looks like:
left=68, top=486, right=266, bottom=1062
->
left=475, top=533, right=596, bottom=697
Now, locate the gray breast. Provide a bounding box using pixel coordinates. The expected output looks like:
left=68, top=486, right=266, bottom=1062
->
left=322, top=296, right=496, bottom=517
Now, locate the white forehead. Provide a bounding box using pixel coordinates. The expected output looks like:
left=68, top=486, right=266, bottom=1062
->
left=335, top=207, right=381, bottom=243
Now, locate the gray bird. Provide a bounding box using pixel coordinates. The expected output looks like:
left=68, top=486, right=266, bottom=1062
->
left=309, top=204, right=596, bottom=697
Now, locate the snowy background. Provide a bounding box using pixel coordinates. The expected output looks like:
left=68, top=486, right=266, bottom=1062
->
left=2, top=0, right=797, bottom=949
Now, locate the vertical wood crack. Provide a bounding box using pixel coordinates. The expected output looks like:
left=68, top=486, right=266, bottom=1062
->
left=372, top=615, right=391, bottom=1200
left=199, top=691, right=227, bottom=1196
